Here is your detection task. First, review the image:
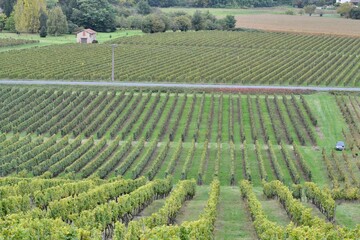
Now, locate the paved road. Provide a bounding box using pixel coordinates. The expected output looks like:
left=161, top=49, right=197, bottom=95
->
left=1, top=80, right=360, bottom=92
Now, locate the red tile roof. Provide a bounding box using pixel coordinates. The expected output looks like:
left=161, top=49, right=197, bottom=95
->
left=84, top=29, right=97, bottom=34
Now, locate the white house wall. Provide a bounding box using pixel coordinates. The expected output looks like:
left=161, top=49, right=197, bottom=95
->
left=76, top=31, right=96, bottom=44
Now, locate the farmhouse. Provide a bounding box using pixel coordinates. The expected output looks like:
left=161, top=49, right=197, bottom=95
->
left=337, top=0, right=359, bottom=4
left=76, top=29, right=97, bottom=44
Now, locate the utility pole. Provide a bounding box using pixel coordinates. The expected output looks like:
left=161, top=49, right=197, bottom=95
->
left=111, top=44, right=117, bottom=81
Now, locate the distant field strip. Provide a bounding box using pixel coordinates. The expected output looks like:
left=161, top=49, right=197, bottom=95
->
left=0, top=38, right=38, bottom=48
left=0, top=31, right=360, bottom=86
left=236, top=14, right=360, bottom=37
left=0, top=87, right=317, bottom=145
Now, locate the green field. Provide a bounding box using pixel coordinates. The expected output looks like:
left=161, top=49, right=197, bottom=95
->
left=159, top=6, right=339, bottom=17
left=159, top=6, right=292, bottom=16
left=1, top=31, right=359, bottom=86
left=0, top=84, right=359, bottom=238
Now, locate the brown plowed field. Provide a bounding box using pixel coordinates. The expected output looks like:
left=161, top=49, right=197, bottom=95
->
left=236, top=14, right=360, bottom=37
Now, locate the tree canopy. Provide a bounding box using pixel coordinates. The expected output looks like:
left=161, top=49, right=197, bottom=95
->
left=70, top=0, right=116, bottom=32
left=4, top=0, right=239, bottom=34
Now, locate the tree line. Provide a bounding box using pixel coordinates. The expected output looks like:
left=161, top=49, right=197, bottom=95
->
left=0, top=0, right=118, bottom=34
left=0, top=0, right=237, bottom=35
left=1, top=0, right=356, bottom=35
left=0, top=0, right=236, bottom=35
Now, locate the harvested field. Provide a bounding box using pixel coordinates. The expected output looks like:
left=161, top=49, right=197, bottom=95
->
left=236, top=14, right=360, bottom=37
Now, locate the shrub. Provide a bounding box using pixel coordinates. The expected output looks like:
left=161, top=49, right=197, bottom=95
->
left=285, top=9, right=295, bottom=15
left=128, top=15, right=143, bottom=29
left=172, top=15, right=192, bottom=32
left=350, top=8, right=360, bottom=19
left=0, top=13, right=6, bottom=31
left=115, top=16, right=129, bottom=29
left=39, top=26, right=47, bottom=38
left=4, top=13, right=16, bottom=32
left=224, top=15, right=236, bottom=29
left=67, top=21, right=80, bottom=34
left=142, top=14, right=166, bottom=33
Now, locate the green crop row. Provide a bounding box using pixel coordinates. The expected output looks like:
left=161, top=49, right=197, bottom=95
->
left=1, top=32, right=360, bottom=86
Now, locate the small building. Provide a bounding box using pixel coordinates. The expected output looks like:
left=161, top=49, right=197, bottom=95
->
left=337, top=0, right=359, bottom=4
left=76, top=29, right=97, bottom=44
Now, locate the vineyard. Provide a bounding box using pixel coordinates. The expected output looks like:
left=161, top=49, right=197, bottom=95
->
left=1, top=176, right=359, bottom=239
left=0, top=31, right=360, bottom=86
left=0, top=38, right=39, bottom=48
left=0, top=85, right=359, bottom=239
left=0, top=86, right=322, bottom=185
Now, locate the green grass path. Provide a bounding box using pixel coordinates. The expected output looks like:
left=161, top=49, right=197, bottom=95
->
left=302, top=93, right=345, bottom=187
left=336, top=202, right=360, bottom=229
left=133, top=199, right=166, bottom=220
left=214, top=186, right=256, bottom=240
left=302, top=202, right=327, bottom=221
left=175, top=185, right=209, bottom=224
left=254, top=188, right=291, bottom=227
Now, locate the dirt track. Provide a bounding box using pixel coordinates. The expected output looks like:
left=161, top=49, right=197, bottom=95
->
left=235, top=14, right=360, bottom=37
left=1, top=80, right=360, bottom=92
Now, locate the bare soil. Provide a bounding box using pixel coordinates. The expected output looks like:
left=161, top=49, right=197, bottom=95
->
left=236, top=14, right=360, bottom=37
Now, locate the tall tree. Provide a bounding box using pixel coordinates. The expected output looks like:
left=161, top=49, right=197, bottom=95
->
left=47, top=6, right=68, bottom=35
left=14, top=0, right=47, bottom=33
left=39, top=8, right=48, bottom=30
left=4, top=11, right=15, bottom=31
